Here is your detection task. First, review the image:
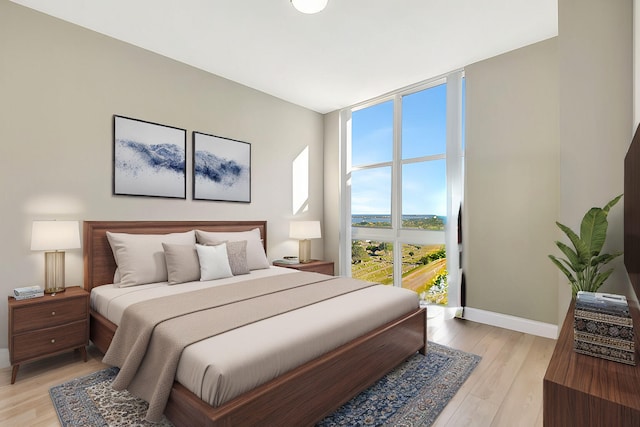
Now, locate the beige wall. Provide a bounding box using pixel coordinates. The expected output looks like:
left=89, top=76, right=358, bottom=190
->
left=465, top=39, right=560, bottom=324
left=0, top=2, right=324, bottom=350
left=464, top=0, right=632, bottom=326
left=323, top=110, right=341, bottom=270
left=557, top=0, right=633, bottom=322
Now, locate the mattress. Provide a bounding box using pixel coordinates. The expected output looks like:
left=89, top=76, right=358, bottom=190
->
left=91, top=267, right=419, bottom=407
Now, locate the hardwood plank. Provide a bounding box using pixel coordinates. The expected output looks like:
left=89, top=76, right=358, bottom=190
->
left=433, top=324, right=520, bottom=425
left=470, top=332, right=534, bottom=404
left=435, top=328, right=536, bottom=426
left=441, top=393, right=500, bottom=426
left=490, top=336, right=556, bottom=426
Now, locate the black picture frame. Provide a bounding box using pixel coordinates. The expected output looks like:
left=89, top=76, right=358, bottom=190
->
left=113, top=115, right=186, bottom=199
left=192, top=131, right=251, bottom=203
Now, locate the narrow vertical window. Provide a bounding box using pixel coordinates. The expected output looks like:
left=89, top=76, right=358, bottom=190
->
left=343, top=71, right=464, bottom=308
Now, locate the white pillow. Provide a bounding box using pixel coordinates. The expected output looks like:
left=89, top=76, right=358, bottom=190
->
left=106, top=230, right=196, bottom=287
left=195, top=228, right=269, bottom=270
left=195, top=243, right=233, bottom=281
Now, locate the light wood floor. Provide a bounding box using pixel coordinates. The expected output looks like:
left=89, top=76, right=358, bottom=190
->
left=0, top=311, right=556, bottom=426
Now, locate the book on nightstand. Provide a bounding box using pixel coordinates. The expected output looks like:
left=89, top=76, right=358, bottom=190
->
left=13, top=285, right=44, bottom=300
left=273, top=257, right=299, bottom=265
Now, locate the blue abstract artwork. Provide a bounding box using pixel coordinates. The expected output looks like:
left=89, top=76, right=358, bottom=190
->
left=193, top=132, right=251, bottom=202
left=114, top=116, right=186, bottom=198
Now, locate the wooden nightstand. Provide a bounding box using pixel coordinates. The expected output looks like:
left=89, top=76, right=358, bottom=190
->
left=8, top=286, right=89, bottom=384
left=273, top=259, right=335, bottom=275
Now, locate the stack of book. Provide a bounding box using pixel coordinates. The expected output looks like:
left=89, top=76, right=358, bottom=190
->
left=274, top=256, right=299, bottom=265
left=13, top=285, right=44, bottom=300
left=573, top=291, right=635, bottom=365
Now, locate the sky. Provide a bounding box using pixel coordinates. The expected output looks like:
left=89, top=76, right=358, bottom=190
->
left=351, top=83, right=462, bottom=216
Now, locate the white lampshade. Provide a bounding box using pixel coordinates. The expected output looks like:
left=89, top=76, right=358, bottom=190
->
left=31, top=220, right=81, bottom=251
left=290, top=221, right=322, bottom=240
left=291, top=0, right=328, bottom=14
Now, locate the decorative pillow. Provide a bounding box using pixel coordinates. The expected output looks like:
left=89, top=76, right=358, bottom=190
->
left=106, top=230, right=196, bottom=287
left=195, top=243, right=233, bottom=281
left=224, top=240, right=250, bottom=275
left=162, top=243, right=200, bottom=285
left=196, top=228, right=269, bottom=270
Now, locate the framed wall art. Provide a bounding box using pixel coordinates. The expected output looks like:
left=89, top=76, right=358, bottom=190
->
left=113, top=115, right=186, bottom=199
left=193, top=131, right=251, bottom=203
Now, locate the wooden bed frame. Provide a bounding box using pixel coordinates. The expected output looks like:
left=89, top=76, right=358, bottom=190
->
left=83, top=220, right=427, bottom=426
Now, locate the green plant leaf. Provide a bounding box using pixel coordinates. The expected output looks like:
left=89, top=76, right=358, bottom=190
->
left=555, top=241, right=584, bottom=271
left=555, top=221, right=590, bottom=262
left=548, top=255, right=577, bottom=285
left=602, top=194, right=623, bottom=215
left=580, top=208, right=608, bottom=256
left=591, top=251, right=623, bottom=266
left=591, top=268, right=614, bottom=292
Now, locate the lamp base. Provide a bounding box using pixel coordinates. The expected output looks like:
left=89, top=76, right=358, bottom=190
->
left=44, top=251, right=66, bottom=294
left=298, top=239, right=312, bottom=263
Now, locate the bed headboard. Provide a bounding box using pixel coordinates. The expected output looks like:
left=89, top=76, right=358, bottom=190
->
left=83, top=220, right=267, bottom=292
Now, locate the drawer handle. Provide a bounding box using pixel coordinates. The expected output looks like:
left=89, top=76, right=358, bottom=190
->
left=51, top=339, right=56, bottom=344
left=51, top=311, right=56, bottom=316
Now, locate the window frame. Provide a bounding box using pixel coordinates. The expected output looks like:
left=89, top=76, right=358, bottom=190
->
left=339, top=70, right=464, bottom=306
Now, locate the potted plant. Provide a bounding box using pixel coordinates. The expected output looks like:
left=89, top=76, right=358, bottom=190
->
left=548, top=194, right=623, bottom=298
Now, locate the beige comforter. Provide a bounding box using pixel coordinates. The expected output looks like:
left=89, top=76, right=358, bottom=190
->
left=103, top=271, right=374, bottom=422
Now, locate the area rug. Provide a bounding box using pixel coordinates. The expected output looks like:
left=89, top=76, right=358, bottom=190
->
left=50, top=342, right=480, bottom=427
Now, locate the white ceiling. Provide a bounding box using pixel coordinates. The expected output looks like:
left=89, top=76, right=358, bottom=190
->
left=11, top=0, right=557, bottom=114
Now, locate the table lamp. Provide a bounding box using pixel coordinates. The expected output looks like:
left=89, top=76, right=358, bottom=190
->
left=31, top=220, right=81, bottom=293
left=290, top=221, right=321, bottom=263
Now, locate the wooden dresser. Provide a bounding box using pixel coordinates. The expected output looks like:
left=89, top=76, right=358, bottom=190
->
left=543, top=300, right=640, bottom=426
left=8, top=286, right=89, bottom=384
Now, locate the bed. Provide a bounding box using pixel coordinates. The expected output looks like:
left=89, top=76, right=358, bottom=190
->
left=83, top=220, right=427, bottom=426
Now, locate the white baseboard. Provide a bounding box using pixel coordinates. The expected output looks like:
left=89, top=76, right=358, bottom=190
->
left=0, top=348, right=9, bottom=369
left=463, top=307, right=558, bottom=339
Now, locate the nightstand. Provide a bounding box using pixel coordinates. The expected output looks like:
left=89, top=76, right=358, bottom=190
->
left=273, top=259, right=335, bottom=275
left=8, top=286, right=89, bottom=384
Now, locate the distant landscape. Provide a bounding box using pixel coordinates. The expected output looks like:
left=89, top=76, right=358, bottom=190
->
left=351, top=239, right=448, bottom=305
left=350, top=214, right=448, bottom=304
left=352, top=214, right=445, bottom=231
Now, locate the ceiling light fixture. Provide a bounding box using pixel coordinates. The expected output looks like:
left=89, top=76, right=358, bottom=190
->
left=291, top=0, right=328, bottom=14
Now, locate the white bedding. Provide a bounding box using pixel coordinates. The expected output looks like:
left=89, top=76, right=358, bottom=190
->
left=91, top=266, right=419, bottom=407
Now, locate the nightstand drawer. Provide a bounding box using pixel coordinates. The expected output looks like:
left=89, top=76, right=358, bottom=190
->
left=11, top=320, right=87, bottom=363
left=12, top=297, right=87, bottom=333
left=300, top=263, right=334, bottom=275
left=273, top=260, right=335, bottom=275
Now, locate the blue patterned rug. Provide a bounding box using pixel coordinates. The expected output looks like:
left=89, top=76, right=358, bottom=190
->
left=50, top=342, right=480, bottom=426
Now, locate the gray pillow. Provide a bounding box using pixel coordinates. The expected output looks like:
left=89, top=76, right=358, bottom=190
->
left=162, top=243, right=201, bottom=285
left=226, top=240, right=250, bottom=275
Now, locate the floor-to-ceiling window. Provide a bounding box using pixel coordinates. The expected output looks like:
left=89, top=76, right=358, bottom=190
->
left=341, top=71, right=464, bottom=307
